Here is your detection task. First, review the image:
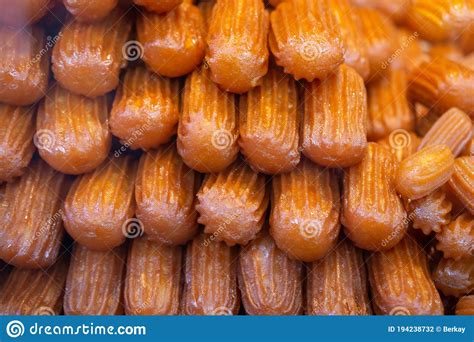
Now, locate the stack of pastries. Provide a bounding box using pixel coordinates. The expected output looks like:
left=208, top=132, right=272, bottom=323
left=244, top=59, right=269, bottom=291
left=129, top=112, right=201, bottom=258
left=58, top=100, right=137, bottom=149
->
left=0, top=0, right=472, bottom=316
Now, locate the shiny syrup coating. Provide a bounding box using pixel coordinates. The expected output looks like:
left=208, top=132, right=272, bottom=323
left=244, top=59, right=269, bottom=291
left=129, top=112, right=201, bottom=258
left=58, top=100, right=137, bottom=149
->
left=418, top=108, right=473, bottom=157
left=238, top=230, right=303, bottom=315
left=0, top=104, right=35, bottom=183
left=182, top=232, right=240, bottom=315
left=196, top=161, right=268, bottom=246
left=436, top=211, right=473, bottom=260
left=302, top=64, right=367, bottom=168
left=269, top=0, right=343, bottom=82
left=0, top=258, right=68, bottom=315
left=433, top=256, right=474, bottom=298
left=239, top=67, right=300, bottom=174
left=0, top=158, right=69, bottom=269
left=409, top=57, right=474, bottom=118
left=307, top=239, right=372, bottom=315
left=447, top=156, right=474, bottom=215
left=342, top=143, right=407, bottom=251
left=135, top=144, right=198, bottom=245
left=52, top=9, right=132, bottom=97
left=37, top=84, right=112, bottom=175
left=367, top=68, right=415, bottom=141
left=207, top=0, right=269, bottom=93
left=408, top=189, right=452, bottom=235
left=396, top=145, right=455, bottom=200
left=178, top=67, right=238, bottom=173
left=110, top=66, right=180, bottom=150
left=270, top=158, right=340, bottom=262
left=378, top=131, right=420, bottom=163
left=64, top=244, right=126, bottom=315
left=368, top=238, right=444, bottom=315
left=125, top=237, right=182, bottom=315
left=137, top=3, right=205, bottom=78
left=133, top=0, right=183, bottom=13
left=63, top=156, right=137, bottom=251
left=456, top=295, right=474, bottom=315
left=63, top=0, right=118, bottom=22
left=350, top=0, right=410, bottom=23
left=0, top=26, right=49, bottom=106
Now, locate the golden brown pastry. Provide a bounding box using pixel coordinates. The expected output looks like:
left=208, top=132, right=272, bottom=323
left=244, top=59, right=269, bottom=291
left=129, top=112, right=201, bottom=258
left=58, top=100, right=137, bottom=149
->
left=63, top=0, right=118, bottom=22
left=52, top=9, right=132, bottom=97
left=137, top=2, right=205, bottom=77
left=0, top=104, right=35, bottom=183
left=409, top=189, right=452, bottom=235
left=270, top=158, right=340, bottom=262
left=135, top=144, right=198, bottom=245
left=0, top=159, right=69, bottom=268
left=125, top=237, right=182, bottom=315
left=378, top=130, right=420, bottom=163
left=302, top=64, right=367, bottom=168
left=0, top=26, right=49, bottom=106
left=196, top=161, right=268, bottom=246
left=433, top=256, right=474, bottom=298
left=178, top=67, right=238, bottom=173
left=436, top=212, right=473, bottom=260
left=269, top=0, right=343, bottom=82
left=239, top=68, right=300, bottom=174
left=110, top=66, right=179, bottom=150
left=37, top=84, right=111, bottom=175
left=63, top=156, right=137, bottom=251
left=456, top=295, right=474, bottom=315
left=133, top=0, right=183, bottom=13
left=206, top=0, right=269, bottom=93
left=446, top=157, right=474, bottom=215
left=238, top=230, right=303, bottom=315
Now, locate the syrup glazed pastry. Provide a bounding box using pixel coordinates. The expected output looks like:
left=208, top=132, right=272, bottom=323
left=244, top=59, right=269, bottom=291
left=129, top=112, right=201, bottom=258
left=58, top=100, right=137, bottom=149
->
left=0, top=104, right=36, bottom=183
left=196, top=161, right=268, bottom=246
left=178, top=67, right=239, bottom=173
left=456, top=295, right=474, bottom=315
left=307, top=239, right=372, bottom=315
left=37, top=84, right=112, bottom=175
left=270, top=158, right=340, bottom=262
left=52, top=9, right=132, bottom=98
left=182, top=232, right=240, bottom=315
left=63, top=0, right=118, bottom=22
left=125, top=237, right=182, bottom=315
left=135, top=144, right=198, bottom=245
left=64, top=244, right=126, bottom=315
left=137, top=2, right=205, bottom=78
left=432, top=256, right=474, bottom=298
left=0, top=159, right=69, bottom=269
left=0, top=258, right=68, bottom=315
left=408, top=189, right=452, bottom=236
left=447, top=156, right=474, bottom=215
left=0, top=0, right=52, bottom=27
left=239, top=67, right=300, bottom=174
left=270, top=0, right=343, bottom=82
left=238, top=230, right=303, bottom=315
left=63, top=156, right=137, bottom=251
left=368, top=238, right=444, bottom=315
left=409, top=58, right=474, bottom=118
left=206, top=0, right=269, bottom=93
left=350, top=0, right=411, bottom=24
left=302, top=64, right=367, bottom=168
left=436, top=211, right=474, bottom=261
left=110, top=66, right=180, bottom=150
left=378, top=131, right=420, bottom=163
left=0, top=26, right=49, bottom=106
left=342, top=143, right=407, bottom=251
left=133, top=0, right=183, bottom=13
